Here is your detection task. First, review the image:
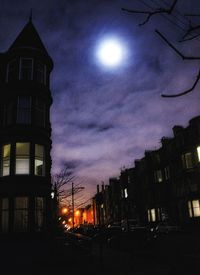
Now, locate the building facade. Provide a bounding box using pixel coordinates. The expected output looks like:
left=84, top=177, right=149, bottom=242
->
left=93, top=116, right=200, bottom=228
left=0, top=19, right=53, bottom=234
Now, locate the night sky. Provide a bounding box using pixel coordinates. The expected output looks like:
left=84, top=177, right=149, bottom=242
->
left=1, top=1, right=200, bottom=199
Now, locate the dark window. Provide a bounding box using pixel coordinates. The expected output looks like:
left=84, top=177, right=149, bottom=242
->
left=36, top=61, right=46, bottom=84
left=182, top=152, right=193, bottom=169
left=19, top=58, right=33, bottom=81
left=35, top=197, right=45, bottom=231
left=0, top=198, right=9, bottom=232
left=14, top=197, right=28, bottom=232
left=7, top=59, right=18, bottom=82
left=35, top=98, right=45, bottom=127
left=17, top=96, right=31, bottom=124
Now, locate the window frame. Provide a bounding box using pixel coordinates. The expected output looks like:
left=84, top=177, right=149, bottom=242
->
left=1, top=144, right=11, bottom=177
left=15, top=142, right=30, bottom=175
left=14, top=197, right=28, bottom=232
left=6, top=59, right=18, bottom=82
left=17, top=96, right=32, bottom=125
left=182, top=152, right=193, bottom=169
left=19, top=58, right=33, bottom=81
left=34, top=144, right=45, bottom=176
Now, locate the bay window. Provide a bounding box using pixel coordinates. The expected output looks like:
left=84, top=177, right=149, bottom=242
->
left=17, top=96, right=31, bottom=124
left=1, top=198, right=9, bottom=232
left=7, top=59, right=18, bottom=82
left=34, top=144, right=45, bottom=176
left=2, top=144, right=11, bottom=176
left=14, top=197, right=28, bottom=232
left=36, top=61, right=46, bottom=84
left=34, top=98, right=45, bottom=127
left=19, top=58, right=33, bottom=81
left=15, top=143, right=30, bottom=174
left=35, top=197, right=44, bottom=231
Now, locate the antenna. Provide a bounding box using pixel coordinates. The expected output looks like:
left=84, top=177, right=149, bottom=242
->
left=29, top=8, right=33, bottom=22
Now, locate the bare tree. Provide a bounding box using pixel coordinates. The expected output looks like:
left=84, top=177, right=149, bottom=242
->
left=122, top=0, right=200, bottom=97
left=52, top=166, right=75, bottom=204
left=52, top=166, right=86, bottom=213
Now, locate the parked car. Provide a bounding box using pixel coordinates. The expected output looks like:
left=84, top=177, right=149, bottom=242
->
left=92, top=226, right=122, bottom=244
left=108, top=226, right=155, bottom=251
left=121, top=219, right=140, bottom=232
left=152, top=221, right=180, bottom=234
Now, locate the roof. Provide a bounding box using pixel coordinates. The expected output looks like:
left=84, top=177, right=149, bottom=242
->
left=9, top=20, right=49, bottom=56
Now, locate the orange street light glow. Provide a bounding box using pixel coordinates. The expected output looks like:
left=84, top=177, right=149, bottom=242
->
left=75, top=210, right=80, bottom=216
left=62, top=207, right=68, bottom=214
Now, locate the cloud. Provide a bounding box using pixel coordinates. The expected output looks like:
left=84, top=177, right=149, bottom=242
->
left=1, top=0, right=200, bottom=200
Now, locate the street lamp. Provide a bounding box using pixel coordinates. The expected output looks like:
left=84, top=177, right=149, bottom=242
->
left=61, top=207, right=68, bottom=215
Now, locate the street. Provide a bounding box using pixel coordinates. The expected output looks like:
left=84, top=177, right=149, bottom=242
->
left=0, top=230, right=199, bottom=275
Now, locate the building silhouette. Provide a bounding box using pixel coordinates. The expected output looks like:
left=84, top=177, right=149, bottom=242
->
left=94, top=116, right=200, bottom=228
left=0, top=18, right=53, bottom=234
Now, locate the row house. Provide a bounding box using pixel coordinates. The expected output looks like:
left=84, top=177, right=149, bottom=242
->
left=93, top=116, right=200, bottom=227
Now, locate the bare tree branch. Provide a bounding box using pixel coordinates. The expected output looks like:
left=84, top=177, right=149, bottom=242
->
left=162, top=68, right=200, bottom=97
left=179, top=22, right=200, bottom=42
left=185, top=14, right=200, bottom=17
left=122, top=0, right=177, bottom=26
left=180, top=33, right=200, bottom=42
left=155, top=29, right=200, bottom=60
left=52, top=166, right=75, bottom=203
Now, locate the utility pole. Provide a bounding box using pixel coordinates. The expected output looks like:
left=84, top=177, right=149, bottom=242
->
left=72, top=182, right=74, bottom=230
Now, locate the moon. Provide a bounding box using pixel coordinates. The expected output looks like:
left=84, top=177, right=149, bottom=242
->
left=96, top=37, right=126, bottom=68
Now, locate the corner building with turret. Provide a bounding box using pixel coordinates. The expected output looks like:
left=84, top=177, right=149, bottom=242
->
left=0, top=19, right=53, bottom=234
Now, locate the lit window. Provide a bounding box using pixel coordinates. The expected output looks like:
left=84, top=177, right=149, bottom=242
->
left=182, top=152, right=193, bottom=169
left=148, top=208, right=156, bottom=222
left=36, top=61, right=46, bottom=84
left=14, top=197, right=28, bottom=232
left=154, top=170, right=163, bottom=183
left=19, top=58, right=33, bottom=81
left=148, top=210, right=151, bottom=222
left=35, top=197, right=44, bottom=231
left=34, top=144, right=45, bottom=176
left=124, top=188, right=128, bottom=198
left=1, top=198, right=9, bottom=232
left=15, top=143, right=30, bottom=174
left=2, top=144, right=11, bottom=176
left=34, top=98, right=45, bottom=127
left=197, top=146, right=200, bottom=162
left=188, top=200, right=200, bottom=218
left=17, top=96, right=31, bottom=124
left=7, top=59, right=18, bottom=82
